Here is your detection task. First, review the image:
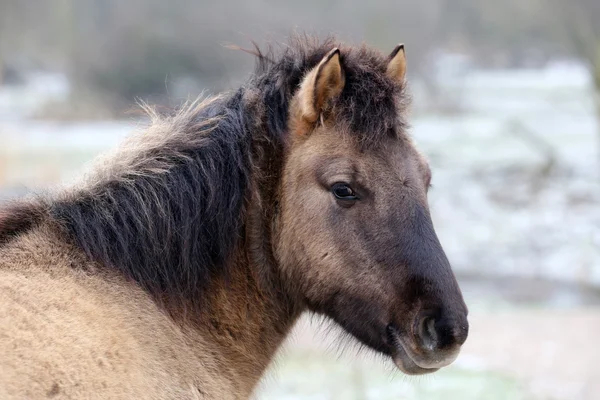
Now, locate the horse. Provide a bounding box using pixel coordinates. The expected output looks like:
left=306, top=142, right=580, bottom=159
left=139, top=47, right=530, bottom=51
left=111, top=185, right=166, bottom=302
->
left=0, top=36, right=468, bottom=399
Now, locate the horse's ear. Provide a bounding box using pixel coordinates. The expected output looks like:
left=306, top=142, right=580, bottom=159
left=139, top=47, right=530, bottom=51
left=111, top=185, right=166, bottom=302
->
left=386, top=44, right=406, bottom=84
left=296, top=48, right=345, bottom=127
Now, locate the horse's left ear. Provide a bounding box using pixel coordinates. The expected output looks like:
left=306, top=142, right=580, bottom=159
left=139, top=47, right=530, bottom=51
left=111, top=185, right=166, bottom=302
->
left=386, top=44, right=406, bottom=84
left=295, top=48, right=345, bottom=129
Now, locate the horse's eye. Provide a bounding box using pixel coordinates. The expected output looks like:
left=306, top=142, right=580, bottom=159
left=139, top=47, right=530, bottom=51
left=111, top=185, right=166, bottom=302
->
left=331, top=182, right=358, bottom=201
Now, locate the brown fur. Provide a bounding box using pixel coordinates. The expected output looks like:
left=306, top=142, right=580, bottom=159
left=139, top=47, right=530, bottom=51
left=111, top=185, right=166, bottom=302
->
left=0, top=36, right=467, bottom=399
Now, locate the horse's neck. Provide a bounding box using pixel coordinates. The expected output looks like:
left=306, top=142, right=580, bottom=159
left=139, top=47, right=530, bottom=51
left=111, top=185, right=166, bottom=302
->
left=195, top=116, right=303, bottom=393
left=188, top=209, right=301, bottom=396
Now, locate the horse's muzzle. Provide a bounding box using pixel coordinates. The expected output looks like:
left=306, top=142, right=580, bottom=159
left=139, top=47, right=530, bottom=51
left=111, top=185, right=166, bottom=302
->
left=386, top=313, right=468, bottom=375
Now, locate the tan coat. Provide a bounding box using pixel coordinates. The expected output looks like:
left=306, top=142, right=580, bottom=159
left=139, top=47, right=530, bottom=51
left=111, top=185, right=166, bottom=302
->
left=0, top=224, right=296, bottom=399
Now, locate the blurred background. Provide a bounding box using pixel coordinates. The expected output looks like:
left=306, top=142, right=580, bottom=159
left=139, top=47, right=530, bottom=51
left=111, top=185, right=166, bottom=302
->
left=1, top=1, right=599, bottom=399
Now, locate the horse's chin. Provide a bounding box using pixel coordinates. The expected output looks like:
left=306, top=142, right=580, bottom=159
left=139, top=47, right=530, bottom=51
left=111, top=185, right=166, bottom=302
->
left=390, top=344, right=440, bottom=375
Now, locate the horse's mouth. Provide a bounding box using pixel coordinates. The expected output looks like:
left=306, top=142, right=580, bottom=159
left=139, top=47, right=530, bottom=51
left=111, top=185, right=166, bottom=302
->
left=390, top=340, right=440, bottom=375
left=386, top=324, right=458, bottom=375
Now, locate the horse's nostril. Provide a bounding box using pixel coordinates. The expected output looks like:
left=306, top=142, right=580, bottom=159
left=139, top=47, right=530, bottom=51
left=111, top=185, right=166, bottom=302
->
left=417, top=313, right=468, bottom=351
left=418, top=316, right=438, bottom=350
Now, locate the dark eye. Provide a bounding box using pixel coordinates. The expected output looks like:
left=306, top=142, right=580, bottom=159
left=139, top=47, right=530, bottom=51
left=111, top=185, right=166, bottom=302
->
left=331, top=182, right=358, bottom=201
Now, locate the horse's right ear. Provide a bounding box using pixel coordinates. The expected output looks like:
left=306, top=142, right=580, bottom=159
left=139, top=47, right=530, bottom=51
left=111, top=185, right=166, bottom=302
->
left=293, top=48, right=345, bottom=133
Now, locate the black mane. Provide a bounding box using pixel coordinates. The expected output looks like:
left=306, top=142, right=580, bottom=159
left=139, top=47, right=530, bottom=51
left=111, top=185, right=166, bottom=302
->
left=28, top=35, right=409, bottom=306
left=51, top=92, right=253, bottom=305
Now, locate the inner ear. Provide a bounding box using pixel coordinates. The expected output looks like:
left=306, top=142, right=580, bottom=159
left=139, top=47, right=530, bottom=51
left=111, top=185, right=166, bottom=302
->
left=296, top=48, right=345, bottom=127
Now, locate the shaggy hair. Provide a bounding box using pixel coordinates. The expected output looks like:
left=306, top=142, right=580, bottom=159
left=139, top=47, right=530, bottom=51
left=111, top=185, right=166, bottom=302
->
left=51, top=94, right=253, bottom=306
left=250, top=35, right=408, bottom=146
left=0, top=35, right=410, bottom=306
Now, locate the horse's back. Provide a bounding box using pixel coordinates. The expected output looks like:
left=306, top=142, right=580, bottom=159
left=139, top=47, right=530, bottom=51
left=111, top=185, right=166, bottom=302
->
left=0, top=226, right=221, bottom=399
